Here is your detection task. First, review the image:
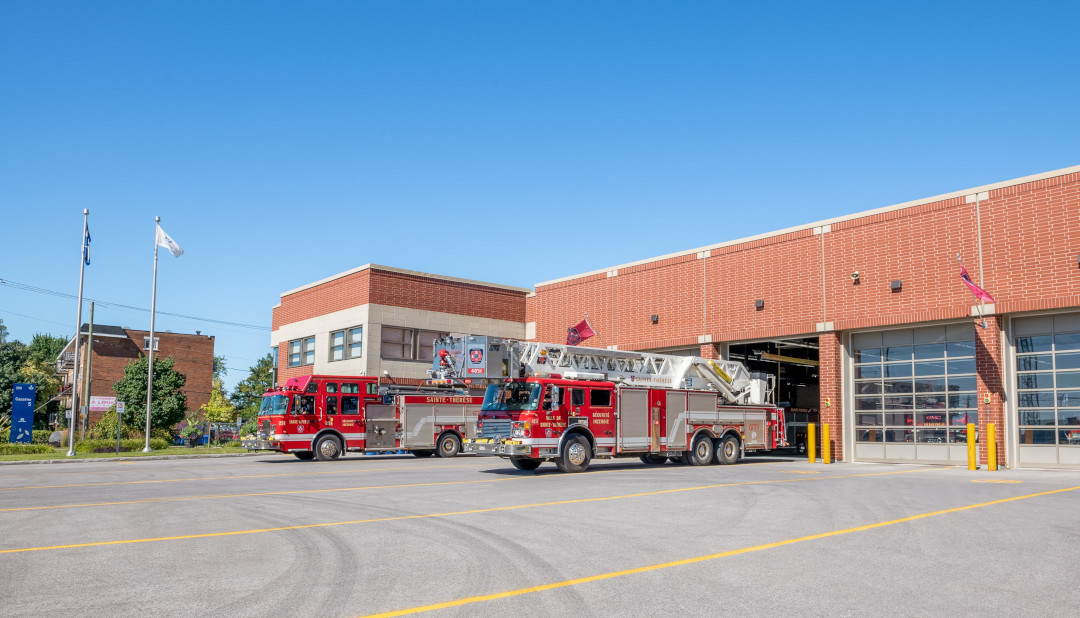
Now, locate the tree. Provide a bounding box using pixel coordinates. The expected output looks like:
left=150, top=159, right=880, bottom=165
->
left=230, top=353, right=274, bottom=420
left=113, top=356, right=187, bottom=431
left=19, top=333, right=68, bottom=428
left=212, top=355, right=227, bottom=382
left=201, top=379, right=236, bottom=424
left=0, top=318, right=8, bottom=344
left=0, top=340, right=29, bottom=418
left=26, top=333, right=68, bottom=365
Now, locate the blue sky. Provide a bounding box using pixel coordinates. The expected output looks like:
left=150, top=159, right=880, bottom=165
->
left=2, top=1, right=1078, bottom=390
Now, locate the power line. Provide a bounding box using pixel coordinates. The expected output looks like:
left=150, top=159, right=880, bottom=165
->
left=0, top=277, right=270, bottom=331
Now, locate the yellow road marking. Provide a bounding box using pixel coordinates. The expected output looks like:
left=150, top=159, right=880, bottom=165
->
left=0, top=467, right=932, bottom=554
left=0, top=462, right=479, bottom=492
left=971, top=479, right=1023, bottom=484
left=780, top=470, right=820, bottom=474
left=361, top=484, right=1080, bottom=617
left=0, top=477, right=520, bottom=513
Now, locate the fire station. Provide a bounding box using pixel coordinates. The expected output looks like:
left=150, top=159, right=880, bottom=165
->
left=272, top=164, right=1080, bottom=469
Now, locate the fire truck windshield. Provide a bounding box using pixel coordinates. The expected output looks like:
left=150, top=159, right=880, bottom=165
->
left=258, top=394, right=289, bottom=417
left=481, top=383, right=541, bottom=411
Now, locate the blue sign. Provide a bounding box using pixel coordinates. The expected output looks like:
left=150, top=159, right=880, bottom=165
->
left=10, top=383, right=36, bottom=443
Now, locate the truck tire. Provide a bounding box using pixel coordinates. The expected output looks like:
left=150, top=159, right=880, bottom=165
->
left=314, top=435, right=343, bottom=461
left=555, top=435, right=591, bottom=473
left=715, top=435, right=739, bottom=465
left=687, top=434, right=714, bottom=466
left=294, top=451, right=315, bottom=461
left=412, top=450, right=434, bottom=457
left=639, top=454, right=667, bottom=465
left=510, top=456, right=542, bottom=471
left=435, top=433, right=461, bottom=458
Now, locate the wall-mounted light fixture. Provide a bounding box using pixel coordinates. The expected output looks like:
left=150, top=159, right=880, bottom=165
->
left=650, top=314, right=659, bottom=324
left=754, top=299, right=765, bottom=310
left=850, top=271, right=860, bottom=284
left=890, top=280, right=903, bottom=292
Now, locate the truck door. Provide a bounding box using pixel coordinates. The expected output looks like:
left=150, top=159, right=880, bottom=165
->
left=617, top=389, right=649, bottom=452
left=365, top=403, right=397, bottom=449
left=666, top=391, right=688, bottom=450
left=402, top=402, right=436, bottom=449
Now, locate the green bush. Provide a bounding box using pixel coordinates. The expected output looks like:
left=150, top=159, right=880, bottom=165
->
left=74, top=438, right=170, bottom=453
left=30, top=431, right=56, bottom=444
left=0, top=443, right=54, bottom=455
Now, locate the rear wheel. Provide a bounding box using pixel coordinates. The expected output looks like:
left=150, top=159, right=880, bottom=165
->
left=314, top=435, right=343, bottom=461
left=510, top=456, right=542, bottom=471
left=435, top=433, right=461, bottom=458
left=715, top=435, right=740, bottom=465
left=555, top=435, right=591, bottom=473
left=687, top=434, right=714, bottom=466
left=639, top=454, right=667, bottom=465
left=294, top=451, right=315, bottom=461
left=412, top=450, right=434, bottom=458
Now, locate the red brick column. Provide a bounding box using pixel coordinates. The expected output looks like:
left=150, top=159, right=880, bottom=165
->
left=818, top=331, right=844, bottom=462
left=699, top=343, right=721, bottom=359
left=975, top=315, right=1006, bottom=468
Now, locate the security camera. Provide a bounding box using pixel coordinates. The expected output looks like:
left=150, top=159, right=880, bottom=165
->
left=382, top=370, right=390, bottom=377
left=850, top=271, right=860, bottom=280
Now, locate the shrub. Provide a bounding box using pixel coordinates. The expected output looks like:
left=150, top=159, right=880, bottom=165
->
left=0, top=443, right=54, bottom=455
left=30, top=431, right=56, bottom=445
left=75, top=438, right=170, bottom=453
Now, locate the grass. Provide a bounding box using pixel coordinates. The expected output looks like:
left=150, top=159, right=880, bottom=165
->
left=0, top=445, right=254, bottom=462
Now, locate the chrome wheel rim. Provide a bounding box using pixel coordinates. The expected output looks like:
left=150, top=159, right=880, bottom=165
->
left=567, top=442, right=586, bottom=466
left=319, top=439, right=339, bottom=459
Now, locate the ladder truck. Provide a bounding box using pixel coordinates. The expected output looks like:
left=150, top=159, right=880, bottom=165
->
left=428, top=336, right=785, bottom=473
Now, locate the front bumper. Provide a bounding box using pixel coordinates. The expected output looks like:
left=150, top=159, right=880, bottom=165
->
left=241, top=438, right=280, bottom=451
left=464, top=438, right=531, bottom=457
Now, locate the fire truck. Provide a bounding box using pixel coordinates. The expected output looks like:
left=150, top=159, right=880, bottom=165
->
left=241, top=374, right=483, bottom=461
left=428, top=336, right=785, bottom=473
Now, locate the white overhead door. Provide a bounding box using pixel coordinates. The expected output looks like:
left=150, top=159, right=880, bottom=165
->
left=1013, top=314, right=1080, bottom=468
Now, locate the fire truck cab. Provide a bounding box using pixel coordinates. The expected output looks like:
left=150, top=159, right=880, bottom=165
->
left=242, top=374, right=483, bottom=461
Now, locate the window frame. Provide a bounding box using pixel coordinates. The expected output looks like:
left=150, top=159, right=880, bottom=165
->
left=329, top=326, right=364, bottom=362
left=380, top=326, right=449, bottom=361
left=288, top=336, right=316, bottom=368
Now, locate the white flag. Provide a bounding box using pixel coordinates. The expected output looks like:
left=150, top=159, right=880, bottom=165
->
left=155, top=224, right=184, bottom=257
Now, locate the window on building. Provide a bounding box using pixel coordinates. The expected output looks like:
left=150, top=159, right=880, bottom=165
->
left=288, top=336, right=316, bottom=367
left=330, top=327, right=364, bottom=362
left=381, top=327, right=449, bottom=361
left=143, top=336, right=159, bottom=351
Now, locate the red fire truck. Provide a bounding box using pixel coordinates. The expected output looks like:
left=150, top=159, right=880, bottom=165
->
left=241, top=374, right=483, bottom=461
left=429, top=336, right=785, bottom=472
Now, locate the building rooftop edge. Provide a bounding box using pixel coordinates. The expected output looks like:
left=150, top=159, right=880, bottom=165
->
left=279, top=263, right=533, bottom=298
left=534, top=163, right=1080, bottom=287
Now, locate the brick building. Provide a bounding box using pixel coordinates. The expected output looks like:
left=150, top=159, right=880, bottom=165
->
left=55, top=325, right=216, bottom=427
left=272, top=165, right=1080, bottom=469
left=271, top=264, right=529, bottom=386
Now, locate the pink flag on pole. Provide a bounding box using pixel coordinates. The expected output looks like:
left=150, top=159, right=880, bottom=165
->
left=959, top=262, right=994, bottom=303
left=566, top=319, right=596, bottom=346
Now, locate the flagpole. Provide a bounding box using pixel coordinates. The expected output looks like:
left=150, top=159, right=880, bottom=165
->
left=957, top=253, right=988, bottom=329
left=143, top=216, right=161, bottom=452
left=67, top=209, right=89, bottom=457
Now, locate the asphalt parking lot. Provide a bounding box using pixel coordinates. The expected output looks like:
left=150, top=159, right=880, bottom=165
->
left=2, top=452, right=1079, bottom=617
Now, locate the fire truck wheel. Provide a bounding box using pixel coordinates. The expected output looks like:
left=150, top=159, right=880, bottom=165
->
left=412, top=450, right=434, bottom=458
left=294, top=451, right=315, bottom=461
left=639, top=454, right=667, bottom=465
left=687, top=434, right=714, bottom=466
left=555, top=435, right=591, bottom=473
left=314, top=435, right=343, bottom=461
left=715, top=435, right=739, bottom=465
left=510, top=456, right=542, bottom=471
left=435, top=434, right=461, bottom=458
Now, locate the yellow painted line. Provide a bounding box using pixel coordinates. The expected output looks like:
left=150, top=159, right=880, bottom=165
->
left=0, top=477, right=522, bottom=513
left=780, top=470, right=820, bottom=474
left=361, top=484, right=1080, bottom=617
left=0, top=462, right=479, bottom=492
left=971, top=479, right=1023, bottom=484
left=0, top=467, right=931, bottom=554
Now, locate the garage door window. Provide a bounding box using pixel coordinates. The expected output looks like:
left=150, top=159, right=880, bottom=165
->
left=854, top=327, right=977, bottom=444
left=1016, top=330, right=1080, bottom=445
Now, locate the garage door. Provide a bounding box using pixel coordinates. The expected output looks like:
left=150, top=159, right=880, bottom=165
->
left=851, top=324, right=977, bottom=464
left=1013, top=314, right=1080, bottom=468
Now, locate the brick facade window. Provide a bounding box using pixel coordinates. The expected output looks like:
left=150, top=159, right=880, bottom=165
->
left=289, top=336, right=315, bottom=367
left=143, top=336, right=159, bottom=351
left=330, top=327, right=363, bottom=361
left=381, top=327, right=447, bottom=361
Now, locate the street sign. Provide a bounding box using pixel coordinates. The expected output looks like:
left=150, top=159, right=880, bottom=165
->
left=89, top=396, right=117, bottom=412
left=10, top=383, right=35, bottom=443
left=116, top=401, right=126, bottom=415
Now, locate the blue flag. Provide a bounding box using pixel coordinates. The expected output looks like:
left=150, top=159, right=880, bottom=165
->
left=83, top=225, right=91, bottom=265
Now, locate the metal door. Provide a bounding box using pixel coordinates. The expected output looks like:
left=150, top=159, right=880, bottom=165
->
left=618, top=389, right=649, bottom=452
left=365, top=404, right=397, bottom=449
left=666, top=392, right=688, bottom=450
left=402, top=404, right=436, bottom=449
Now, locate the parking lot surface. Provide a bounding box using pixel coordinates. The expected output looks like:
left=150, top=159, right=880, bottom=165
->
left=2, top=453, right=1079, bottom=617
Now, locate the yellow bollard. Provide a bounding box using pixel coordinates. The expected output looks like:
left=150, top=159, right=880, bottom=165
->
left=967, top=422, right=977, bottom=470
left=822, top=423, right=831, bottom=464
left=808, top=423, right=816, bottom=464
left=988, top=423, right=997, bottom=472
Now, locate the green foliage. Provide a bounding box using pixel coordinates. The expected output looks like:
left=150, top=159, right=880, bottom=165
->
left=201, top=379, right=237, bottom=424
left=26, top=333, right=68, bottom=365
left=0, top=443, right=53, bottom=455
left=180, top=422, right=202, bottom=438
left=74, top=438, right=170, bottom=453
left=0, top=318, right=8, bottom=343
left=0, top=340, right=29, bottom=417
left=88, top=410, right=137, bottom=440
left=113, top=356, right=187, bottom=431
left=230, top=353, right=274, bottom=420
left=212, top=355, right=228, bottom=381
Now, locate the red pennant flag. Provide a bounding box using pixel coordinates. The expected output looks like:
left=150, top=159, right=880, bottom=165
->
left=566, top=319, right=596, bottom=346
left=959, top=262, right=994, bottom=303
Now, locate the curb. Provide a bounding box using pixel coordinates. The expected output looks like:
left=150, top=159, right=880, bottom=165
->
left=0, top=452, right=265, bottom=466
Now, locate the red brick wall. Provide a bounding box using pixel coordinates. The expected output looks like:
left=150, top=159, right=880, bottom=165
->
left=273, top=269, right=372, bottom=330
left=975, top=316, right=1006, bottom=468
left=818, top=331, right=843, bottom=461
